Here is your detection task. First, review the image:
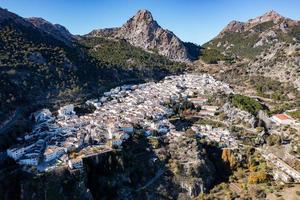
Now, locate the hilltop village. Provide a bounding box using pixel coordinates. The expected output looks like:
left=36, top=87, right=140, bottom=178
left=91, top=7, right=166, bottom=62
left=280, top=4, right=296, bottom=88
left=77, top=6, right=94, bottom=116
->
left=6, top=74, right=231, bottom=170
left=6, top=73, right=300, bottom=187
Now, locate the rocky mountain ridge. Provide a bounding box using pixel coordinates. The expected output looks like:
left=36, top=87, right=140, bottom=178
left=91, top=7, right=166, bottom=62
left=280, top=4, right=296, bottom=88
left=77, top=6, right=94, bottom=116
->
left=27, top=17, right=75, bottom=45
left=201, top=10, right=300, bottom=90
left=218, top=11, right=297, bottom=37
left=206, top=10, right=299, bottom=58
left=88, top=9, right=200, bottom=62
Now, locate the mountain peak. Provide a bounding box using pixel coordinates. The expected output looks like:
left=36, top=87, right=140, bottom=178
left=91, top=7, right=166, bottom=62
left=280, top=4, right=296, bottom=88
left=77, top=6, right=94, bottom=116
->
left=262, top=10, right=282, bottom=19
left=248, top=10, right=283, bottom=25
left=88, top=9, right=199, bottom=61
left=132, top=9, right=154, bottom=23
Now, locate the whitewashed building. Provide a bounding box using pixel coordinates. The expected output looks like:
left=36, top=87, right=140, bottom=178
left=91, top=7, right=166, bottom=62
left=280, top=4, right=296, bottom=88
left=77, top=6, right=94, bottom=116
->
left=58, top=104, right=76, bottom=119
left=18, top=157, right=39, bottom=166
left=271, top=114, right=295, bottom=125
left=33, top=109, right=53, bottom=123
left=44, top=146, right=65, bottom=162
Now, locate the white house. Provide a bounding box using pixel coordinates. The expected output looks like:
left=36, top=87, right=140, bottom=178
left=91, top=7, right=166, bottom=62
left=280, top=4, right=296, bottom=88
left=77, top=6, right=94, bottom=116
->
left=120, top=126, right=134, bottom=134
left=86, top=99, right=102, bottom=109
left=18, top=157, right=39, bottom=166
left=188, top=98, right=208, bottom=105
left=271, top=114, right=295, bottom=125
left=202, top=105, right=219, bottom=112
left=107, top=122, right=116, bottom=140
left=44, top=146, right=65, bottom=162
left=199, top=110, right=215, bottom=116
left=7, top=148, right=26, bottom=160
left=33, top=109, right=53, bottom=123
left=7, top=143, right=35, bottom=160
left=58, top=104, right=76, bottom=119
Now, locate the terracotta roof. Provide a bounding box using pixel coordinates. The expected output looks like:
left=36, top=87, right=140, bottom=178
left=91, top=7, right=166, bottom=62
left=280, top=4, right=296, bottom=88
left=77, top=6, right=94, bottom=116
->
left=274, top=114, right=291, bottom=120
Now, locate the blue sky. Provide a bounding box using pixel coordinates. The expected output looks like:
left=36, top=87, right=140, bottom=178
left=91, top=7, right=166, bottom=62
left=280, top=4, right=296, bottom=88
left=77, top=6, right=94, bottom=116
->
left=1, top=0, right=299, bottom=45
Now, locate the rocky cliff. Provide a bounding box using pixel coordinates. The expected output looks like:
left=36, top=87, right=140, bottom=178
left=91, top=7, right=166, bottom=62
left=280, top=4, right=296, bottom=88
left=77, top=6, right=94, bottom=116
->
left=88, top=10, right=200, bottom=62
left=0, top=132, right=229, bottom=200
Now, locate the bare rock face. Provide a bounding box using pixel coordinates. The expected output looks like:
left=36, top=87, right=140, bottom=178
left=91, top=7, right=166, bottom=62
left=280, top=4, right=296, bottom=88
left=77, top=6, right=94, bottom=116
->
left=248, top=10, right=283, bottom=26
left=166, top=136, right=216, bottom=197
left=27, top=17, right=74, bottom=44
left=90, top=27, right=120, bottom=38
left=88, top=10, right=199, bottom=62
left=218, top=20, right=245, bottom=36
left=217, top=10, right=297, bottom=37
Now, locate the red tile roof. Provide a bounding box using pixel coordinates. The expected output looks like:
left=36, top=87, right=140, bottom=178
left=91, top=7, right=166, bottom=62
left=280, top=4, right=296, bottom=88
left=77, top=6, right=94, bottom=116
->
left=274, top=114, right=291, bottom=120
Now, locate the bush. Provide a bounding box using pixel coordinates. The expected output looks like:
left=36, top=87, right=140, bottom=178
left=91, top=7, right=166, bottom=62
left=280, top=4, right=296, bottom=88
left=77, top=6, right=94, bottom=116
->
left=266, top=135, right=281, bottom=146
left=288, top=108, right=300, bottom=120
left=248, top=170, right=267, bottom=184
left=200, top=48, right=226, bottom=64
left=230, top=94, right=263, bottom=115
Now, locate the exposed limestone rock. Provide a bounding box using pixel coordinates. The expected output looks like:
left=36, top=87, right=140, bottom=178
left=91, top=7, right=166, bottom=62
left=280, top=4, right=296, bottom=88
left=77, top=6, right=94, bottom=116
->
left=88, top=10, right=199, bottom=62
left=248, top=42, right=300, bottom=90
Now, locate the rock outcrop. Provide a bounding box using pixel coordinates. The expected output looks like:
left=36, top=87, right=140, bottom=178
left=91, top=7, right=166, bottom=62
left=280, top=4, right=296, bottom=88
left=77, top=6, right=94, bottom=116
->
left=88, top=10, right=200, bottom=62
left=166, top=135, right=216, bottom=197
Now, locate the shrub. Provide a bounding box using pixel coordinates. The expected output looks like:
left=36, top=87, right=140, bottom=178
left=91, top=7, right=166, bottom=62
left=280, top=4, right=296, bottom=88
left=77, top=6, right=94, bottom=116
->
left=200, top=48, right=226, bottom=64
left=230, top=94, right=263, bottom=115
left=288, top=108, right=300, bottom=120
left=247, top=170, right=267, bottom=184
left=266, top=135, right=281, bottom=146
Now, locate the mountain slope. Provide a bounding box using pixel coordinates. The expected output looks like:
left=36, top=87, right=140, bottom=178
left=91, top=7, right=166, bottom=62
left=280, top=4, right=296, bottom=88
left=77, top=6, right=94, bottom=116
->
left=78, top=36, right=184, bottom=71
left=88, top=9, right=200, bottom=62
left=200, top=11, right=300, bottom=91
left=27, top=17, right=75, bottom=45
left=202, top=11, right=300, bottom=61
left=0, top=8, right=185, bottom=122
